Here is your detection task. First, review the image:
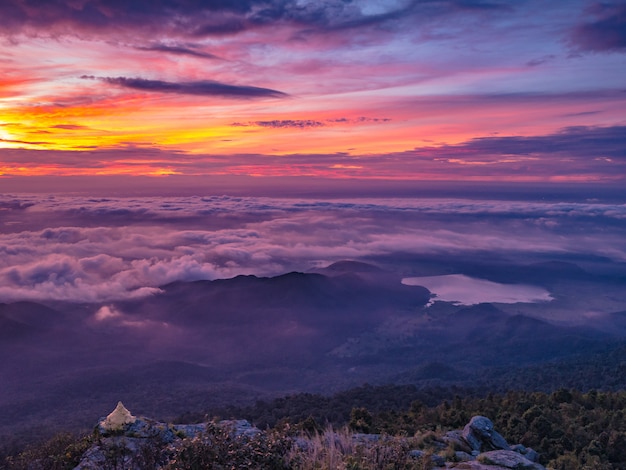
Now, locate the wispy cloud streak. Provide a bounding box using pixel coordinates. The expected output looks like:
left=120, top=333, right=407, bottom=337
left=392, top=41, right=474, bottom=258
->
left=136, top=43, right=219, bottom=59
left=82, top=76, right=287, bottom=99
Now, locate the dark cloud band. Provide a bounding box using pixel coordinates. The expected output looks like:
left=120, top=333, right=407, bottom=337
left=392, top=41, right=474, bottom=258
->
left=447, top=125, right=626, bottom=159
left=570, top=3, right=626, bottom=52
left=232, top=120, right=325, bottom=129
left=0, top=137, right=49, bottom=145
left=231, top=117, right=391, bottom=128
left=0, top=0, right=515, bottom=38
left=136, top=43, right=219, bottom=59
left=82, top=76, right=287, bottom=99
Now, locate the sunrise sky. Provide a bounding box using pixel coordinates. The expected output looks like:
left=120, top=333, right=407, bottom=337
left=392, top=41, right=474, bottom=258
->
left=0, top=0, right=625, bottom=190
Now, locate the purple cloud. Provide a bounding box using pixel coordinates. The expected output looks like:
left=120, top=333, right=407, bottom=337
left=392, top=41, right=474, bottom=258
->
left=0, top=0, right=259, bottom=36
left=570, top=2, right=626, bottom=52
left=232, top=120, right=325, bottom=129
left=136, top=43, right=219, bottom=59
left=0, top=0, right=514, bottom=38
left=327, top=117, right=391, bottom=124
left=82, top=76, right=287, bottom=98
left=438, top=125, right=626, bottom=160
left=232, top=117, right=391, bottom=128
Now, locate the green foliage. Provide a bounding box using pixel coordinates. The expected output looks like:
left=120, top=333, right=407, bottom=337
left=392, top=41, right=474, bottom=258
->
left=164, top=422, right=291, bottom=470
left=6, top=387, right=626, bottom=469
left=364, top=388, right=626, bottom=468
left=298, top=415, right=324, bottom=436
left=2, top=432, right=93, bottom=470
left=349, top=407, right=374, bottom=433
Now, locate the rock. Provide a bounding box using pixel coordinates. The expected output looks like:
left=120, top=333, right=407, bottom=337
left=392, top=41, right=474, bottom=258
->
left=511, top=444, right=539, bottom=462
left=462, top=416, right=510, bottom=452
left=171, top=423, right=207, bottom=439
left=524, top=448, right=539, bottom=463
left=100, top=402, right=135, bottom=432
left=444, top=462, right=531, bottom=469
left=477, top=450, right=546, bottom=469
left=352, top=433, right=381, bottom=444
left=74, top=405, right=550, bottom=470
left=75, top=438, right=146, bottom=470
left=443, top=429, right=473, bottom=453
left=77, top=406, right=264, bottom=469
left=455, top=451, right=473, bottom=461
left=219, top=419, right=261, bottom=438
left=294, top=436, right=312, bottom=450
left=125, top=418, right=176, bottom=443
left=408, top=450, right=445, bottom=467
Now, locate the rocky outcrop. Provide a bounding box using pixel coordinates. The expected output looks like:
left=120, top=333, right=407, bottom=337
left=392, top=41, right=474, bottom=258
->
left=73, top=404, right=546, bottom=470
left=462, top=415, right=511, bottom=454
left=75, top=403, right=261, bottom=470
left=436, top=416, right=545, bottom=470
left=476, top=450, right=545, bottom=469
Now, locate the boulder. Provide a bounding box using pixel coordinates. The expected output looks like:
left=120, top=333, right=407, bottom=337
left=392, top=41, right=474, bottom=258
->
left=477, top=450, right=546, bottom=469
left=455, top=451, right=473, bottom=461
left=444, top=462, right=539, bottom=470
left=170, top=423, right=207, bottom=439
left=510, top=444, right=540, bottom=462
left=443, top=429, right=473, bottom=453
left=218, top=419, right=262, bottom=438
left=462, top=416, right=510, bottom=453
left=408, top=450, right=445, bottom=467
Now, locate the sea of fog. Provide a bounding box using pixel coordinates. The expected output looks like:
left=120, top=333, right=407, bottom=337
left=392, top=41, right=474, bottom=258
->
left=0, top=193, right=625, bottom=303
left=401, top=274, right=553, bottom=306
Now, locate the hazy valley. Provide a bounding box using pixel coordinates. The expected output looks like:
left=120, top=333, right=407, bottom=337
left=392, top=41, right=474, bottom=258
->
left=3, top=252, right=626, bottom=444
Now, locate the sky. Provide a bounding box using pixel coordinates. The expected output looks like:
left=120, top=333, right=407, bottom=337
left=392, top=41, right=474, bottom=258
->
left=0, top=0, right=625, bottom=191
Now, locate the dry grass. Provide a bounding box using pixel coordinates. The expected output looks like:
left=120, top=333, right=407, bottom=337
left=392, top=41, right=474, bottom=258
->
left=286, top=426, right=431, bottom=470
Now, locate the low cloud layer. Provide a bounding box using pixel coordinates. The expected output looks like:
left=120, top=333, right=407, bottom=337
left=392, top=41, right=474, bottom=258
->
left=0, top=194, right=624, bottom=303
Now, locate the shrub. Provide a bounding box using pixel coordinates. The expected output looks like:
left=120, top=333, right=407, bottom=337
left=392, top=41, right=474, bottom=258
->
left=3, top=432, right=93, bottom=470
left=164, top=422, right=291, bottom=470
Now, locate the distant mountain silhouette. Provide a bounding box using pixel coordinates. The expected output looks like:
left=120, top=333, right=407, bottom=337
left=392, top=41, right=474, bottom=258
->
left=321, top=260, right=383, bottom=273
left=142, top=271, right=430, bottom=332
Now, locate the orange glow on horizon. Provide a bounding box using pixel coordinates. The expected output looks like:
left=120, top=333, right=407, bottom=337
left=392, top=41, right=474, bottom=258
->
left=0, top=15, right=624, bottom=184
